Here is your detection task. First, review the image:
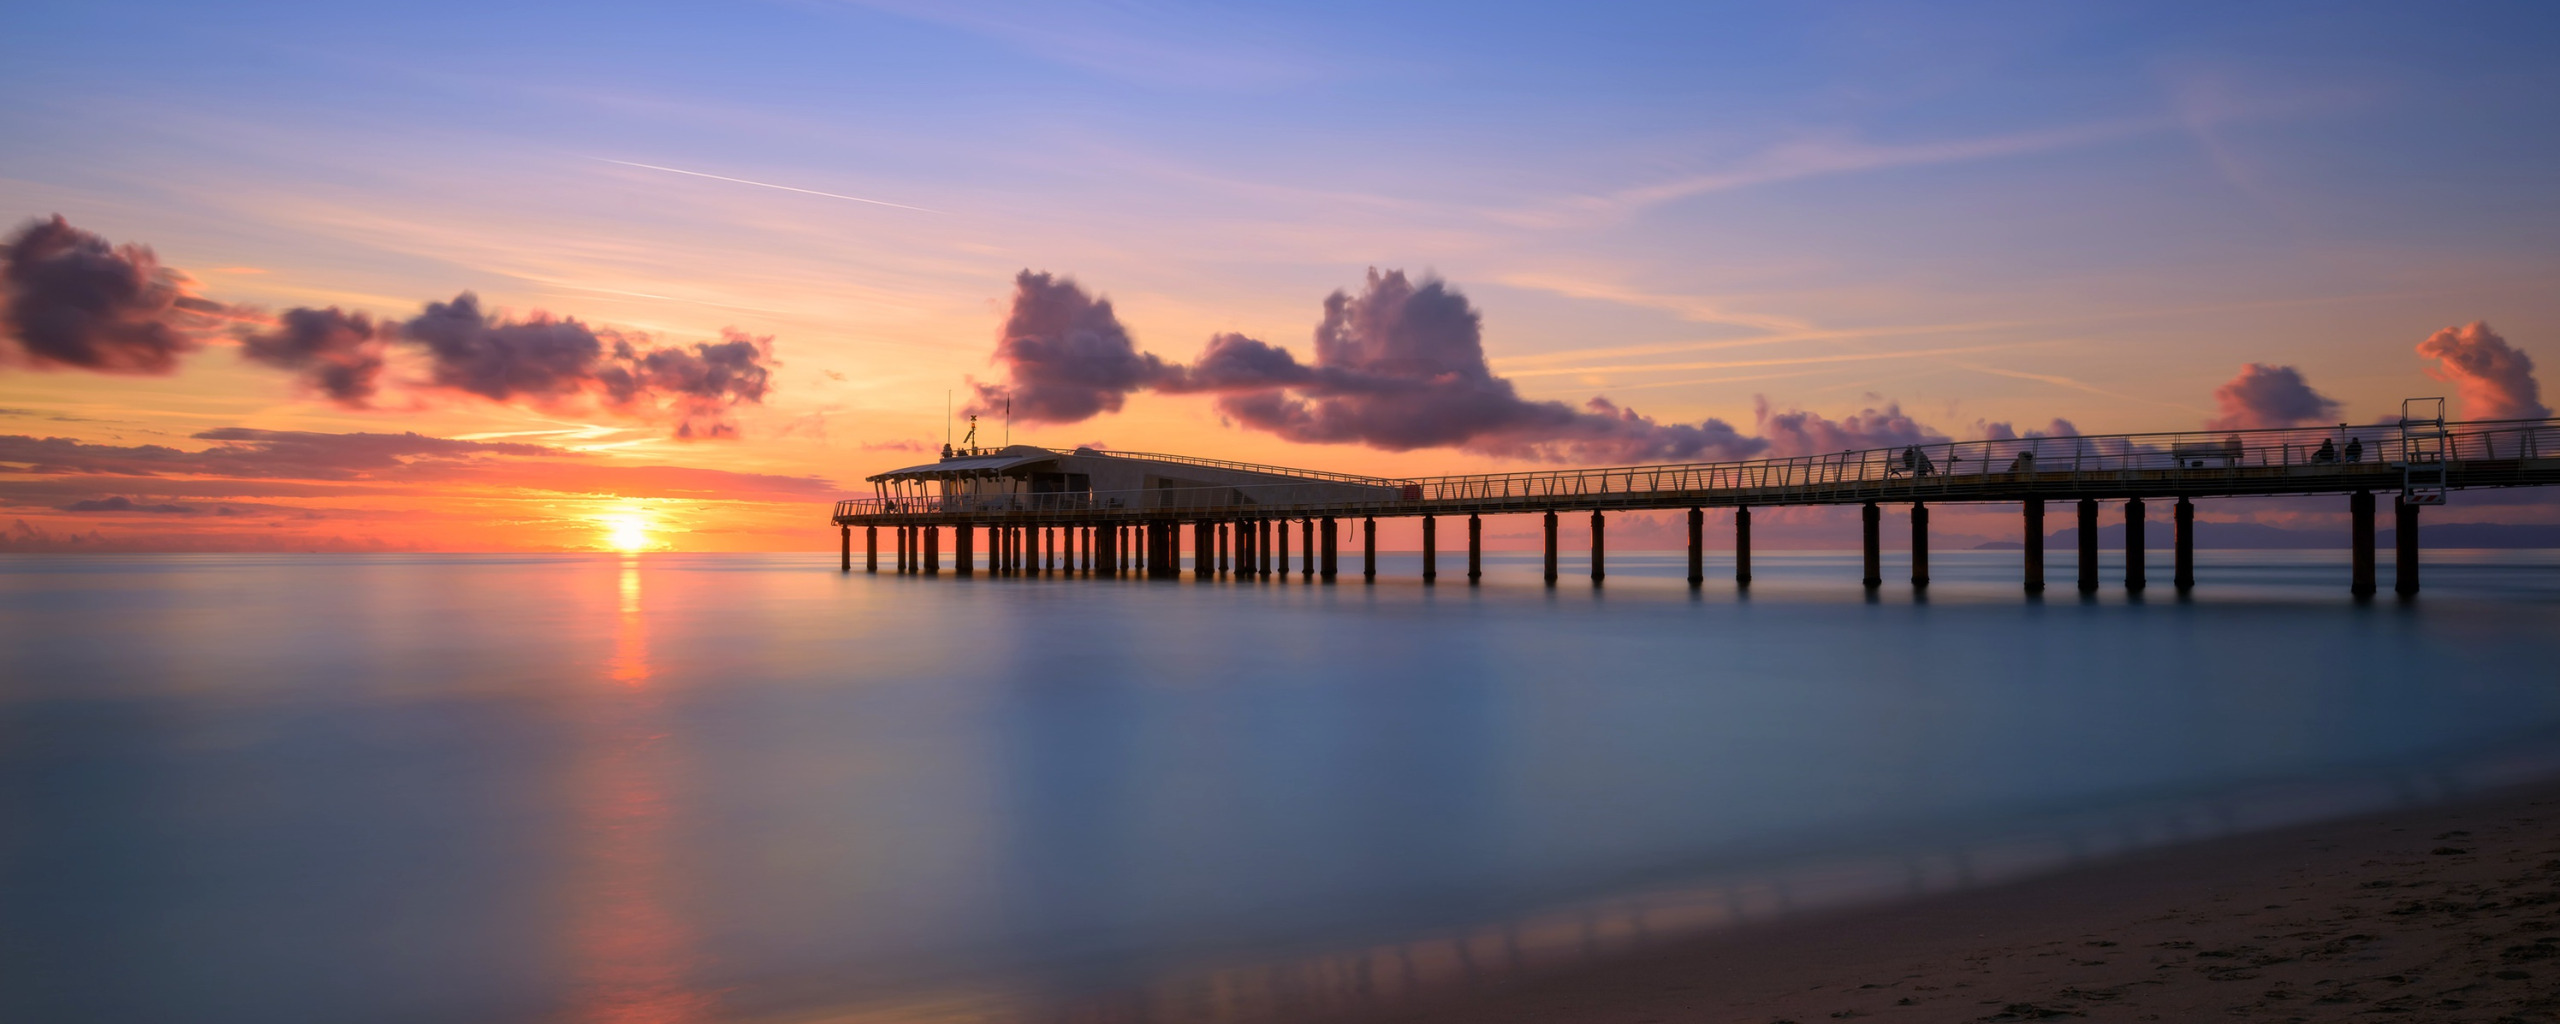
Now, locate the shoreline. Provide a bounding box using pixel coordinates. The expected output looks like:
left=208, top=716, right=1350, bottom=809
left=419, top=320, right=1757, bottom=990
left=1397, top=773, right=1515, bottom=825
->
left=1335, top=778, right=2560, bottom=1024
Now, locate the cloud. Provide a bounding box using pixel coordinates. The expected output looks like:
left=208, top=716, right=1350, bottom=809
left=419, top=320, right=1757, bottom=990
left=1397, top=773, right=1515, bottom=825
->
left=238, top=306, right=387, bottom=405
left=400, top=293, right=774, bottom=437
left=1975, top=418, right=2081, bottom=441
left=0, top=217, right=781, bottom=437
left=967, top=271, right=1175, bottom=423
left=55, top=495, right=200, bottom=514
left=2206, top=363, right=2341, bottom=430
left=1, top=215, right=226, bottom=373
left=1163, top=269, right=1770, bottom=462
left=2417, top=321, right=2548, bottom=420
left=1753, top=397, right=1950, bottom=457
left=0, top=428, right=841, bottom=501
left=0, top=429, right=555, bottom=480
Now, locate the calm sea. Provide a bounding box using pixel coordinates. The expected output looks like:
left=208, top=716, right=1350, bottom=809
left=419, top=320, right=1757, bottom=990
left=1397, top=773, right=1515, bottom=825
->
left=5, top=549, right=2560, bottom=1023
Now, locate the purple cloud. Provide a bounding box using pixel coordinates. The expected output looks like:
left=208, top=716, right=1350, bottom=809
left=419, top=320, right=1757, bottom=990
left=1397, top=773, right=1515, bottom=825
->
left=1165, top=269, right=1769, bottom=462
left=1754, top=398, right=1949, bottom=457
left=238, top=306, right=387, bottom=405
left=2206, top=363, right=2341, bottom=430
left=399, top=293, right=773, bottom=438
left=967, top=271, right=1174, bottom=423
left=1, top=215, right=226, bottom=374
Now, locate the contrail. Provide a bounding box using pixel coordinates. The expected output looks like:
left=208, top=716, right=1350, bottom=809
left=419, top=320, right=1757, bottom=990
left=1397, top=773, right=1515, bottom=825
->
left=596, top=158, right=939, bottom=213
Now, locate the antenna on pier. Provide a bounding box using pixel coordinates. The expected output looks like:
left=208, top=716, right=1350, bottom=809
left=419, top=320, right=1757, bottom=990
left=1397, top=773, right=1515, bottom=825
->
left=1005, top=397, right=1011, bottom=447
left=962, top=415, right=977, bottom=454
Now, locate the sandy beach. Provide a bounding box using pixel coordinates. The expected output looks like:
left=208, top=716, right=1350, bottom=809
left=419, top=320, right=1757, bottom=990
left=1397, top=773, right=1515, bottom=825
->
left=1353, top=781, right=2560, bottom=1024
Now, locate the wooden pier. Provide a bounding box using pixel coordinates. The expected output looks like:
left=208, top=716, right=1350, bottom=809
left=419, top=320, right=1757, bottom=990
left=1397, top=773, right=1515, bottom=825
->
left=835, top=405, right=2560, bottom=597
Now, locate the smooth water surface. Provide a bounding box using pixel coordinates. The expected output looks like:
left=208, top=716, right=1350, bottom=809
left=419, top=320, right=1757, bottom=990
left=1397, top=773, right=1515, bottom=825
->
left=5, top=549, right=2559, bottom=1023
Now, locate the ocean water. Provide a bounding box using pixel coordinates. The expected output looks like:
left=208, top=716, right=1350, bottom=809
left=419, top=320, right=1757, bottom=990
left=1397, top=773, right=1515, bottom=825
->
left=4, top=548, right=2560, bottom=1023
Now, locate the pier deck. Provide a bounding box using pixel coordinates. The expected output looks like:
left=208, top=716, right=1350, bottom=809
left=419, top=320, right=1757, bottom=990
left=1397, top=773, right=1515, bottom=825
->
left=831, top=412, right=2560, bottom=595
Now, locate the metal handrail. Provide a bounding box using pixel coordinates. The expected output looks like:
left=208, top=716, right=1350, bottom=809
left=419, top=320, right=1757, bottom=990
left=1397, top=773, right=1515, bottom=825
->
left=833, top=417, right=2560, bottom=522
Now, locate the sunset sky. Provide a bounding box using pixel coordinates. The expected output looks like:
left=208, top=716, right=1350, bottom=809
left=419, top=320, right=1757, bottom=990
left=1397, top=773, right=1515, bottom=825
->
left=4, top=0, right=2556, bottom=552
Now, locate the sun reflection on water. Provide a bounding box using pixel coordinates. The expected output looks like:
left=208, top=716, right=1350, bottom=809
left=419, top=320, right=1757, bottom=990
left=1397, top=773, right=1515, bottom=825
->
left=567, top=557, right=714, bottom=1023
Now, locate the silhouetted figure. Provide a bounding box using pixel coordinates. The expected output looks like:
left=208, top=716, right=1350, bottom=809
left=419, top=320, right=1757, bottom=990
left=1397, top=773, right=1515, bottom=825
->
left=1900, top=446, right=1935, bottom=476
left=2344, top=437, right=2363, bottom=463
left=2313, top=438, right=2338, bottom=464
left=2007, top=451, right=2036, bottom=473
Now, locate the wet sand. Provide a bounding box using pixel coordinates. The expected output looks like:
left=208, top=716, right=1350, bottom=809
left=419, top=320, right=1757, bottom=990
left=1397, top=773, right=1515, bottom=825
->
left=1353, top=781, right=2560, bottom=1024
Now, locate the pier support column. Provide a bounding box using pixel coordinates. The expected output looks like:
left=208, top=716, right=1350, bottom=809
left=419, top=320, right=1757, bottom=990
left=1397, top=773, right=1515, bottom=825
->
left=1421, top=515, right=1437, bottom=583
left=1467, top=514, right=1482, bottom=584
left=2124, top=498, right=2145, bottom=593
left=1321, top=517, right=1338, bottom=581
left=2395, top=495, right=2420, bottom=597
left=897, top=525, right=909, bottom=574
left=1911, top=502, right=1929, bottom=590
left=1542, top=511, right=1559, bottom=586
left=1301, top=518, right=1314, bottom=580
left=1860, top=502, right=1881, bottom=589
left=841, top=526, right=851, bottom=572
left=2022, top=499, right=2043, bottom=594
left=1218, top=522, right=1230, bottom=575
left=1364, top=517, right=1377, bottom=581
left=1258, top=519, right=1273, bottom=577
left=1274, top=518, right=1287, bottom=579
left=1194, top=521, right=1212, bottom=579
left=1735, top=506, right=1752, bottom=587
left=1590, top=511, right=1606, bottom=584
left=2174, top=498, right=2195, bottom=594
left=2077, top=499, right=2099, bottom=594
left=1686, top=508, right=1704, bottom=588
left=924, top=526, right=940, bottom=575
left=955, top=525, right=972, bottom=577
left=2350, top=490, right=2376, bottom=598
left=865, top=525, right=878, bottom=574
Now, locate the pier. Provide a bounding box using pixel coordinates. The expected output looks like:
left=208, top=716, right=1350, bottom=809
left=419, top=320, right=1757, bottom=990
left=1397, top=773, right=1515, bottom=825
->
left=835, top=402, right=2559, bottom=596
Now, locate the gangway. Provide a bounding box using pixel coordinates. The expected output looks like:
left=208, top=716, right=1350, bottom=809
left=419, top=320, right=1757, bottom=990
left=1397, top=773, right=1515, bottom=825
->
left=2400, top=398, right=2448, bottom=505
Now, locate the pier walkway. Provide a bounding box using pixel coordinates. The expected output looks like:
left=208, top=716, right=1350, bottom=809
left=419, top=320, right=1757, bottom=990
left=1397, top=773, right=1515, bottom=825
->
left=833, top=404, right=2560, bottom=597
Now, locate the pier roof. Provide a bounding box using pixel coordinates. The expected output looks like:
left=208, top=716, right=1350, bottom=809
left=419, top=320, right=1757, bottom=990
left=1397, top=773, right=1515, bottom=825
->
left=868, top=446, right=1059, bottom=482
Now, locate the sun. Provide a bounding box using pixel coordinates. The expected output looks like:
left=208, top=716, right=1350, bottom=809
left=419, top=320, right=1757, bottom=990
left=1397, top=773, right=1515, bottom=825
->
left=602, top=515, right=653, bottom=553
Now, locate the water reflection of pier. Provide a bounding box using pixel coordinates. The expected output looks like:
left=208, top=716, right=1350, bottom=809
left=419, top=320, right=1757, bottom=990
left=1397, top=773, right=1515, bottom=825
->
left=835, top=408, right=2560, bottom=598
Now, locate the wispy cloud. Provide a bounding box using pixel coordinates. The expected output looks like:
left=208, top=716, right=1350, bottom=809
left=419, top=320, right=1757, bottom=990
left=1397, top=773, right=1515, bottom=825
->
left=595, top=159, right=939, bottom=213
left=1500, top=341, right=2052, bottom=380
left=1494, top=272, right=1812, bottom=332
left=1496, top=118, right=2163, bottom=228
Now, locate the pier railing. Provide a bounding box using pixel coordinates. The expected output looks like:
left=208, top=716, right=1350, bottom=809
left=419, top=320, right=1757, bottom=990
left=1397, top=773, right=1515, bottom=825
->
left=833, top=417, right=2560, bottom=523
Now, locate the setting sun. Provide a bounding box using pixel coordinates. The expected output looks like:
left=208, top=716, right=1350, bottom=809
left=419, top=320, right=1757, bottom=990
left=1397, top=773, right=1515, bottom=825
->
left=603, top=516, right=652, bottom=553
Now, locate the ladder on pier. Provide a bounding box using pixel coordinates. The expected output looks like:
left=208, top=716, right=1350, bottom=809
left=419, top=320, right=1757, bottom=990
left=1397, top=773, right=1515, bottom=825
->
left=2400, top=397, right=2448, bottom=505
